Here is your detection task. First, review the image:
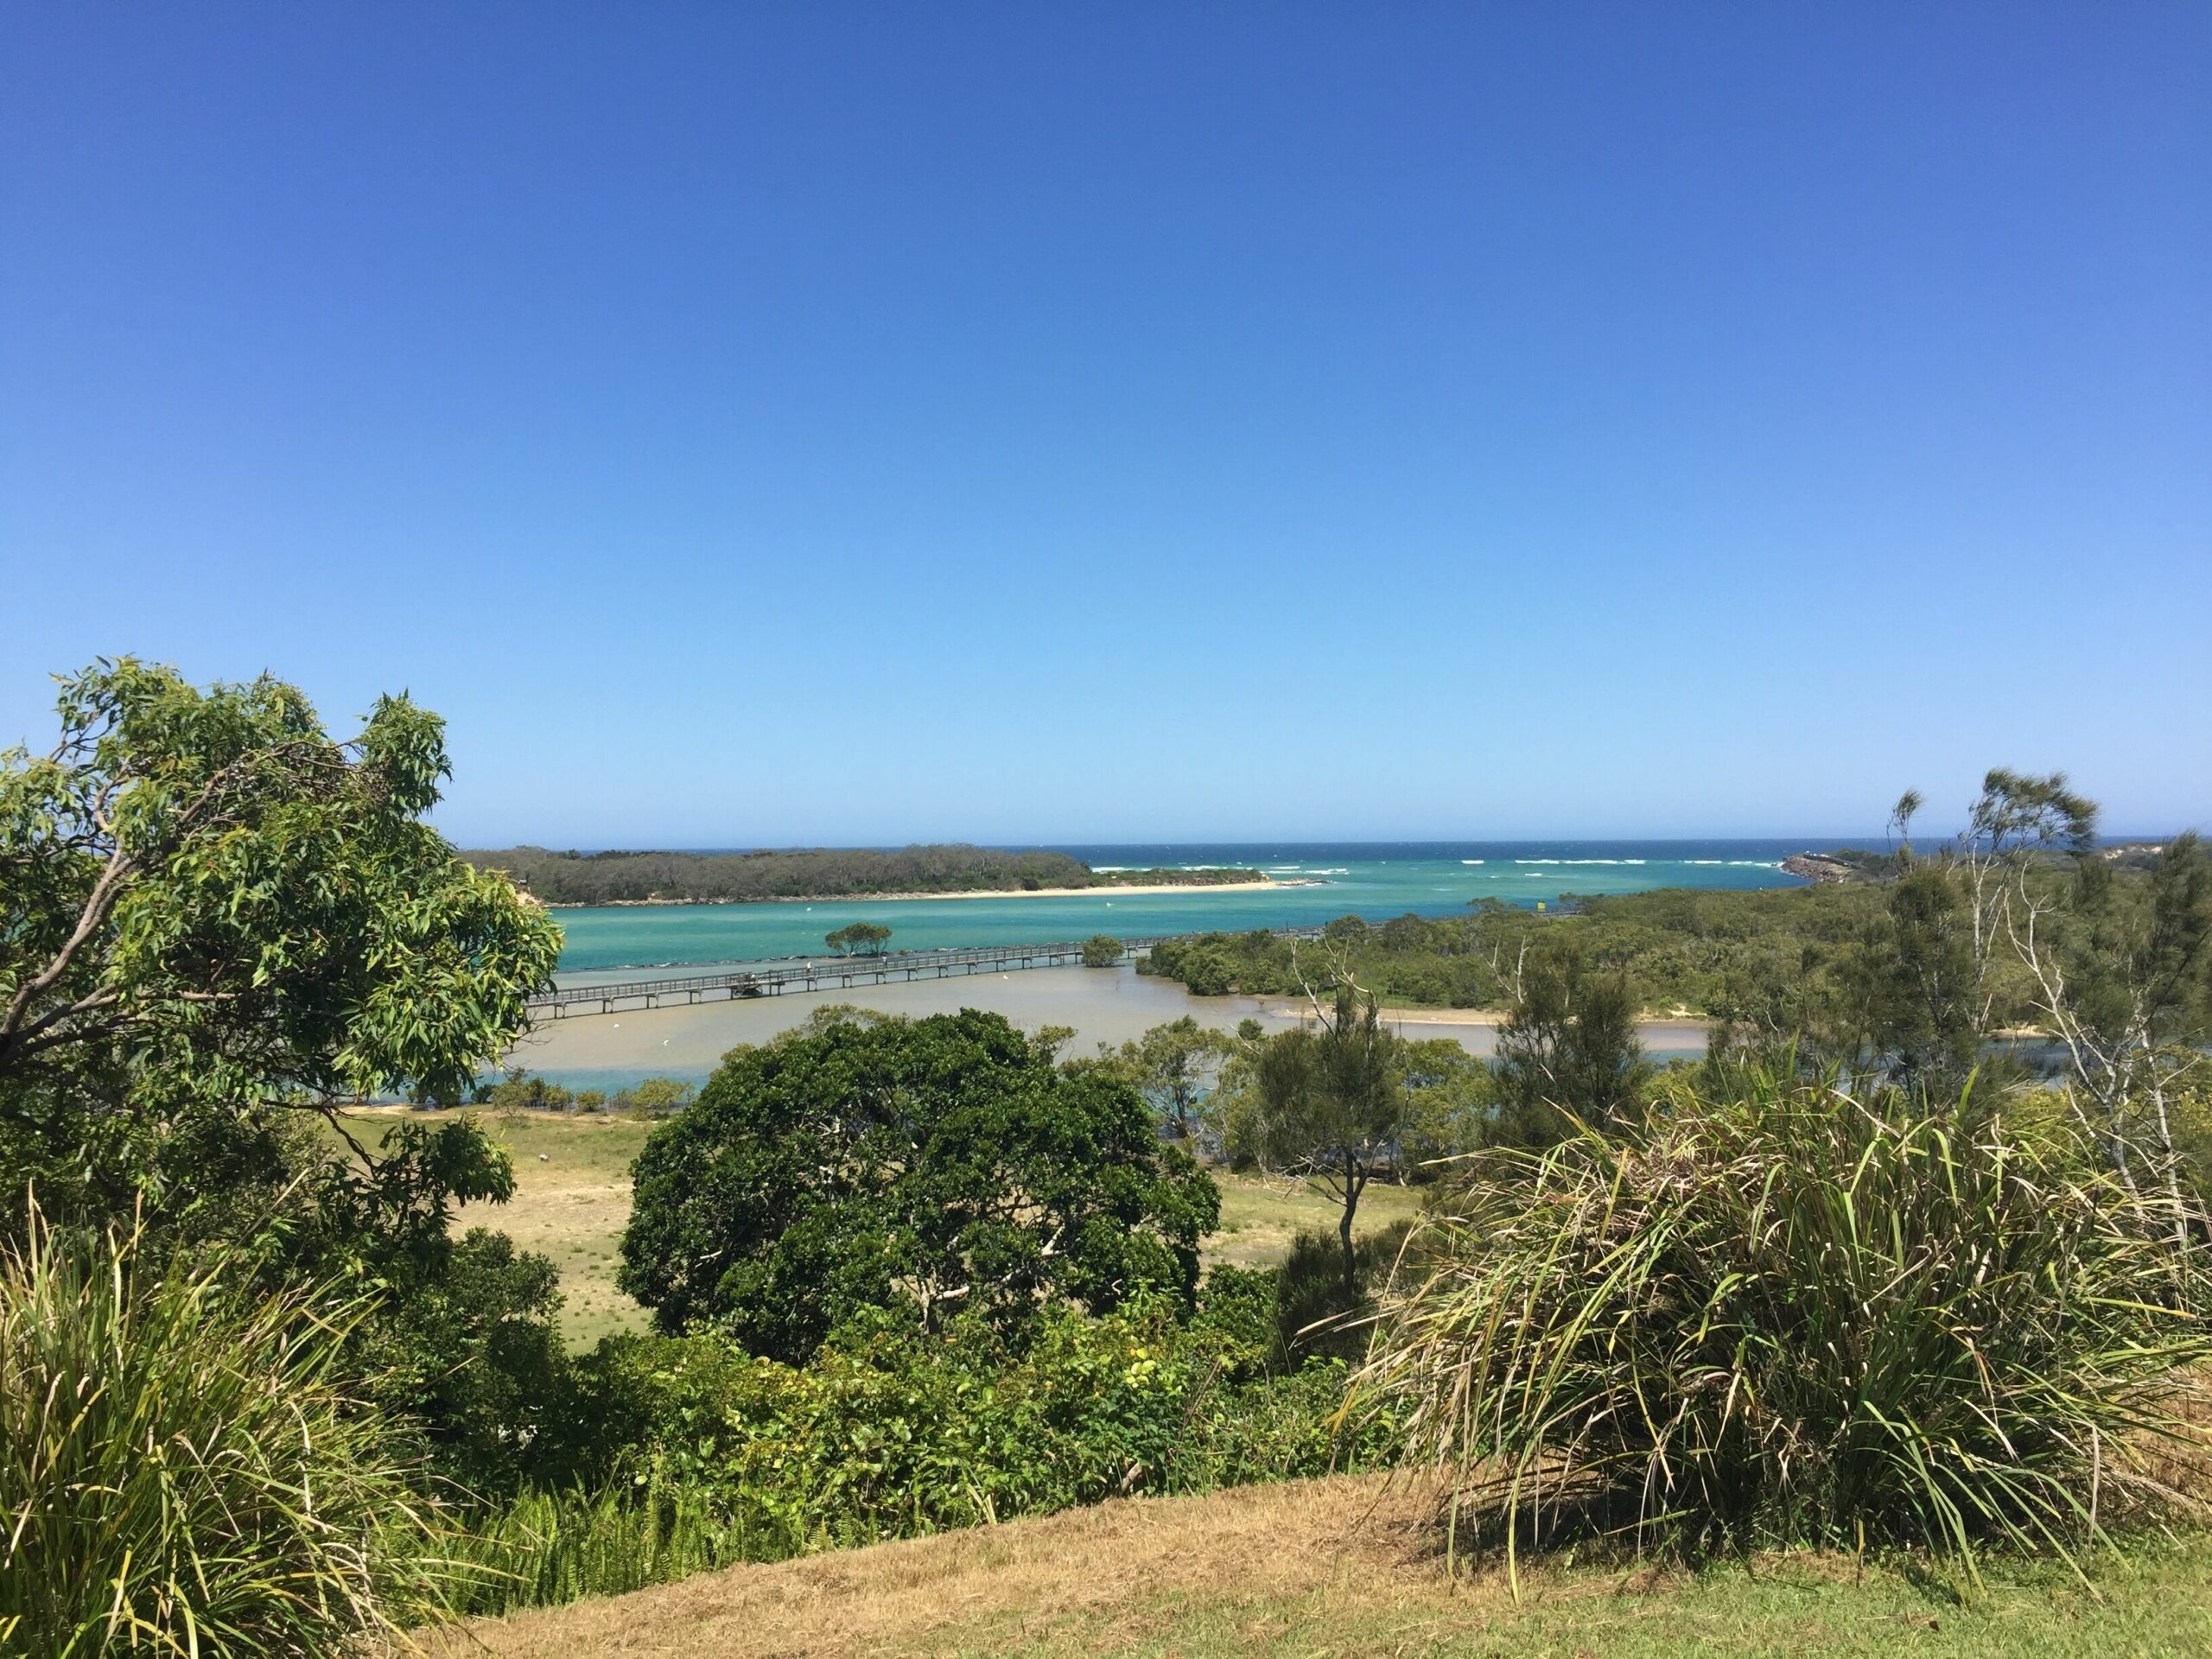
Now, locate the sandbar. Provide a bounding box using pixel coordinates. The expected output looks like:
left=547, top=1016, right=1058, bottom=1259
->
left=549, top=879, right=1316, bottom=908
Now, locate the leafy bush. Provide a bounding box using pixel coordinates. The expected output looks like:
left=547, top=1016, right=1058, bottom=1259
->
left=557, top=1291, right=1395, bottom=1563
left=1081, top=934, right=1122, bottom=969
left=1274, top=1219, right=1414, bottom=1364
left=0, top=1212, right=438, bottom=1656
left=1363, top=1069, right=2212, bottom=1580
left=365, top=1225, right=574, bottom=1496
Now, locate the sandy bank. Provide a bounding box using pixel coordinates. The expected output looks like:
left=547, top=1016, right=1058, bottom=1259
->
left=1253, top=995, right=1711, bottom=1033
left=546, top=879, right=1315, bottom=908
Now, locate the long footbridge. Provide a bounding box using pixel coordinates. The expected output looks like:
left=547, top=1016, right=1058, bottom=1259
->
left=528, top=929, right=1326, bottom=1020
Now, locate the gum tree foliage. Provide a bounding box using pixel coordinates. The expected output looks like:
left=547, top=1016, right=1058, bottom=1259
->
left=1240, top=970, right=1403, bottom=1298
left=0, top=661, right=563, bottom=1226
left=1395, top=1036, right=1497, bottom=1170
left=0, top=661, right=567, bottom=1486
left=1860, top=772, right=2212, bottom=1232
left=619, top=1009, right=1220, bottom=1362
left=2009, top=829, right=2212, bottom=1241
left=1491, top=948, right=1652, bottom=1144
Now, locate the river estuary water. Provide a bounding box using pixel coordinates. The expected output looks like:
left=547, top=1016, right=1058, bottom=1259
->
left=507, top=842, right=1824, bottom=1090
left=548, top=840, right=1833, bottom=974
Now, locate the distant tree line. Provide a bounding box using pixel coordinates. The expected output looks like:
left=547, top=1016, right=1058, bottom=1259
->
left=460, top=843, right=1262, bottom=905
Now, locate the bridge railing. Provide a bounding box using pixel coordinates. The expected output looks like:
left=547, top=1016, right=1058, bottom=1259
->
left=528, top=926, right=1328, bottom=1014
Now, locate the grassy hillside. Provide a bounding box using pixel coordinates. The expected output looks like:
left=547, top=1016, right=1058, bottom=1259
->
left=421, top=1471, right=2212, bottom=1658
left=366, top=1109, right=1427, bottom=1345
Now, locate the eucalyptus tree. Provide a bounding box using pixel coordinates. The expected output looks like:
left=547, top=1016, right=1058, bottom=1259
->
left=0, top=658, right=563, bottom=1244
left=1492, top=950, right=1651, bottom=1144
left=0, top=658, right=569, bottom=1486
left=2011, top=833, right=2212, bottom=1242
left=1959, top=767, right=2099, bottom=1014
left=1243, top=967, right=1403, bottom=1298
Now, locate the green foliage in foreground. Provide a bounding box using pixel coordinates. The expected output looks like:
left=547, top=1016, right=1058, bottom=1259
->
left=1365, top=1068, right=2212, bottom=1583
left=439, top=1287, right=1392, bottom=1616
left=0, top=658, right=563, bottom=1227
left=0, top=1216, right=437, bottom=1658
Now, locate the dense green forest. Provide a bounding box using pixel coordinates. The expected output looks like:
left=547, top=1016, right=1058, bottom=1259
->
left=1141, top=841, right=2178, bottom=1030
left=461, top=842, right=1263, bottom=904
left=1141, top=885, right=1887, bottom=1010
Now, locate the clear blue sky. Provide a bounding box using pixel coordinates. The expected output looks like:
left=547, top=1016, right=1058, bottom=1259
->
left=3, top=5, right=2206, bottom=847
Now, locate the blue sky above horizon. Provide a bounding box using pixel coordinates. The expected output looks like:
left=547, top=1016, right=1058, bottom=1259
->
left=3, top=5, right=2207, bottom=847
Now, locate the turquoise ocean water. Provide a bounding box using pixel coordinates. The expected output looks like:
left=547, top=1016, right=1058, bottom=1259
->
left=550, top=840, right=1838, bottom=978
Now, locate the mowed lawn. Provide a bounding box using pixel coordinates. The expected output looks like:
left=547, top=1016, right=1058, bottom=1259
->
left=427, top=1471, right=2212, bottom=1659
left=352, top=1108, right=1427, bottom=1346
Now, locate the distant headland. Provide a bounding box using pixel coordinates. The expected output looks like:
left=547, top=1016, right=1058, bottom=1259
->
left=461, top=842, right=1313, bottom=907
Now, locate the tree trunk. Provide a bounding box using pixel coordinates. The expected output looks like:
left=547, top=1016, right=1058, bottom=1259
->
left=2150, top=1071, right=2194, bottom=1257
left=1338, top=1152, right=1360, bottom=1300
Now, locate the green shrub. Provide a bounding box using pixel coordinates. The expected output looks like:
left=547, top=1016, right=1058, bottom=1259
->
left=365, top=1225, right=574, bottom=1496
left=0, top=1211, right=438, bottom=1656
left=1364, top=1070, right=2212, bottom=1582
left=620, top=1010, right=1217, bottom=1360
left=1274, top=1219, right=1414, bottom=1364
left=1081, top=934, right=1123, bottom=969
left=560, top=1294, right=1395, bottom=1560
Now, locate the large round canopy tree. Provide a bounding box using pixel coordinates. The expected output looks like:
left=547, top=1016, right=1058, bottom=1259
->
left=620, top=1009, right=1219, bottom=1361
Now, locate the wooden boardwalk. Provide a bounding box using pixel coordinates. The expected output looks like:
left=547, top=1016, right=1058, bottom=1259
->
left=529, top=929, right=1325, bottom=1019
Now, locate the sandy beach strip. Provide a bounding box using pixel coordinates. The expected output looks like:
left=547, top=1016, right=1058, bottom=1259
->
left=860, top=879, right=1306, bottom=901
left=547, top=879, right=1314, bottom=907
left=1258, top=995, right=1712, bottom=1034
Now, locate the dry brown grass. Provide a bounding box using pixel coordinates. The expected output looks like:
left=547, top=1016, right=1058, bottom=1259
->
left=411, top=1472, right=2212, bottom=1658
left=416, top=1474, right=1461, bottom=1659
left=1204, top=1172, right=1427, bottom=1269
left=348, top=1108, right=656, bottom=1346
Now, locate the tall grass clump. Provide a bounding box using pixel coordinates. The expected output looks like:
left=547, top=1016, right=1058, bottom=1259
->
left=0, top=1206, right=437, bottom=1657
left=427, top=1474, right=741, bottom=1617
left=1362, top=1070, right=2212, bottom=1583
